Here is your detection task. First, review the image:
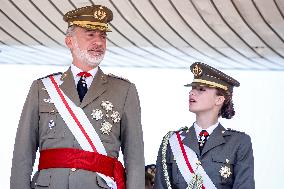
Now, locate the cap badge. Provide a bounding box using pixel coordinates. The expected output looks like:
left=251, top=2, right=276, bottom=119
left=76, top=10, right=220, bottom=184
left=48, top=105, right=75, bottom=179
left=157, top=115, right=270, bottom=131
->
left=192, top=64, right=202, bottom=77
left=94, top=7, right=106, bottom=20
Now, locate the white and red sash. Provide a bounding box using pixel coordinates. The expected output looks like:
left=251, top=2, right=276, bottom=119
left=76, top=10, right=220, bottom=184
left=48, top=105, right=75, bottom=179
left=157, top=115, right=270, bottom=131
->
left=169, top=132, right=217, bottom=189
left=42, top=74, right=117, bottom=189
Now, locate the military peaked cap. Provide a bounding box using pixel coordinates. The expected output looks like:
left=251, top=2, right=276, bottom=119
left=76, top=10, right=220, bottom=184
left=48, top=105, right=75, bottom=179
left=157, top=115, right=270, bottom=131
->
left=63, top=5, right=113, bottom=32
left=185, top=62, right=240, bottom=92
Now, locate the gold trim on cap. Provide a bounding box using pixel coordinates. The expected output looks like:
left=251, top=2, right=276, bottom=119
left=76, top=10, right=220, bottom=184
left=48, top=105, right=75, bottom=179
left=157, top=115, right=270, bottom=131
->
left=70, top=21, right=111, bottom=31
left=193, top=79, right=228, bottom=91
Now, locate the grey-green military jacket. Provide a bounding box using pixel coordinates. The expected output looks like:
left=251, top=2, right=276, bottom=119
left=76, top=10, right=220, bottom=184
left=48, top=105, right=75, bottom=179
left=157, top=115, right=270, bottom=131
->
left=10, top=67, right=145, bottom=189
left=154, top=124, right=254, bottom=189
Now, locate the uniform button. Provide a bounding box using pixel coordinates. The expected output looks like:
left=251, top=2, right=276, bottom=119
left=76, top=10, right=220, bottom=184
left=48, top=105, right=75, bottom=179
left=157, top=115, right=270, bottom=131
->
left=50, top=109, right=56, bottom=114
left=71, top=168, right=76, bottom=172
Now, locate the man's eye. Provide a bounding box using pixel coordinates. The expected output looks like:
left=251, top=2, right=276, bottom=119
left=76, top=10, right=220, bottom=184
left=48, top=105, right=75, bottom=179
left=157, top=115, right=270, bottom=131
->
left=88, top=33, right=94, bottom=37
left=101, top=35, right=106, bottom=39
left=199, top=88, right=206, bottom=91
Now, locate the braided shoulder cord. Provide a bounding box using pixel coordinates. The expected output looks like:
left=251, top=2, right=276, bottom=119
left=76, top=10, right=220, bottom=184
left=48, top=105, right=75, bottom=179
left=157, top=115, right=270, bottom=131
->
left=161, top=131, right=174, bottom=189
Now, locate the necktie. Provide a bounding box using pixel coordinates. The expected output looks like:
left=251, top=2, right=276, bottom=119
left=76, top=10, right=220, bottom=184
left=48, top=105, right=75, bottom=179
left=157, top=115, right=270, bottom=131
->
left=77, top=72, right=92, bottom=102
left=198, top=130, right=209, bottom=153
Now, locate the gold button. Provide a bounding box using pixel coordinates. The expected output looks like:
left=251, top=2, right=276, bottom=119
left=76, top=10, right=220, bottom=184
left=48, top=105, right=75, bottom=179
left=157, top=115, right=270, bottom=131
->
left=50, top=109, right=55, bottom=114
left=71, top=168, right=76, bottom=172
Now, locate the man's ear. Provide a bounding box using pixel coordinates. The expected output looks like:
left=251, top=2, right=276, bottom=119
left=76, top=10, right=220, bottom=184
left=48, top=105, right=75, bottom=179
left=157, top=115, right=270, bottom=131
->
left=65, top=36, right=73, bottom=49
left=216, top=95, right=225, bottom=106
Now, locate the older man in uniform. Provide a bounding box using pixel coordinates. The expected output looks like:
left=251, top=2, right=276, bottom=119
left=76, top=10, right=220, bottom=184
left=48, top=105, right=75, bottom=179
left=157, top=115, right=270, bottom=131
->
left=10, top=5, right=144, bottom=189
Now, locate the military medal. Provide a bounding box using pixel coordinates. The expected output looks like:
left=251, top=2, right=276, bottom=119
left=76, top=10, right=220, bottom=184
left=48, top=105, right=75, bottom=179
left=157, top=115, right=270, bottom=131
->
left=198, top=130, right=209, bottom=147
left=187, top=173, right=203, bottom=189
left=111, top=111, right=120, bottom=123
left=219, top=159, right=232, bottom=179
left=91, top=109, right=103, bottom=120
left=100, top=121, right=112, bottom=135
left=101, top=101, right=113, bottom=112
left=91, top=100, right=121, bottom=135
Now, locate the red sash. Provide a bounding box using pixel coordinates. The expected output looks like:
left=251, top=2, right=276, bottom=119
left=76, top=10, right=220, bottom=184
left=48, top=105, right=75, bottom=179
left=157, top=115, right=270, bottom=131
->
left=38, top=148, right=125, bottom=189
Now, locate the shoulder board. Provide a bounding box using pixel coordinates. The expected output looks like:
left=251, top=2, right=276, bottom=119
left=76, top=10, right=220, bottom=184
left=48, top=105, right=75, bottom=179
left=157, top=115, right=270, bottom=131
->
left=108, top=73, right=130, bottom=83
left=177, top=126, right=189, bottom=133
left=225, top=128, right=244, bottom=134
left=37, top=72, right=62, bottom=80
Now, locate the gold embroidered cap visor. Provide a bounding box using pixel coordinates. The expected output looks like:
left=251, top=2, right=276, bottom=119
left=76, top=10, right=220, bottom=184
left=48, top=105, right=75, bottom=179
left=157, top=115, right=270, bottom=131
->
left=63, top=5, right=113, bottom=32
left=184, top=62, right=240, bottom=92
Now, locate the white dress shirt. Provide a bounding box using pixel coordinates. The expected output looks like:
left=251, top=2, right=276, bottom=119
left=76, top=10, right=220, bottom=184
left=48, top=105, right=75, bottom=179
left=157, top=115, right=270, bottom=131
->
left=71, top=64, right=98, bottom=89
left=194, top=121, right=219, bottom=140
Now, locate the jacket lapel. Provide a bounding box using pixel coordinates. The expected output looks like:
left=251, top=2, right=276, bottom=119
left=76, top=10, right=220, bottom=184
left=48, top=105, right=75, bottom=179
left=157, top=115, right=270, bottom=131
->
left=181, top=126, right=200, bottom=156
left=80, top=67, right=108, bottom=108
left=201, top=124, right=226, bottom=156
left=59, top=67, right=81, bottom=107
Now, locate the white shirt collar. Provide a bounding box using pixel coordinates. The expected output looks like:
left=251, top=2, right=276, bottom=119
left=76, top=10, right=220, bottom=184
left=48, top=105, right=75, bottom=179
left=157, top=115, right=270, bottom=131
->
left=194, top=121, right=219, bottom=139
left=70, top=64, right=98, bottom=89
left=71, top=64, right=98, bottom=78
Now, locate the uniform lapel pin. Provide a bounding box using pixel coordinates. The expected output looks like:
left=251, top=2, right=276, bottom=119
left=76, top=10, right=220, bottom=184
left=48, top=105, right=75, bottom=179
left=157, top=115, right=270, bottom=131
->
left=48, top=120, right=55, bottom=129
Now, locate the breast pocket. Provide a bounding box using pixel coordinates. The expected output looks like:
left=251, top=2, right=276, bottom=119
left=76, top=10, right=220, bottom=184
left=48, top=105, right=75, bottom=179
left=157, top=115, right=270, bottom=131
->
left=211, top=155, right=235, bottom=186
left=39, top=105, right=65, bottom=139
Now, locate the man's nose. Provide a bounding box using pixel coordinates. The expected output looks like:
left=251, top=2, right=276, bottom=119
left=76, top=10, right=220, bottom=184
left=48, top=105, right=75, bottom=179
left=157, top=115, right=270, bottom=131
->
left=91, top=41, right=103, bottom=48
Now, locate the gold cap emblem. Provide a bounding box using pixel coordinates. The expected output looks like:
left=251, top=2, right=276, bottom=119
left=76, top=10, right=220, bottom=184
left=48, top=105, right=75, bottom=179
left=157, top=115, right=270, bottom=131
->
left=94, top=7, right=107, bottom=20
left=192, top=64, right=202, bottom=77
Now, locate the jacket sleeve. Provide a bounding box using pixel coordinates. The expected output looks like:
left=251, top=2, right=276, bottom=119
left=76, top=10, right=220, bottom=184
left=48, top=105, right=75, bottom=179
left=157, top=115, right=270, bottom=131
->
left=154, top=142, right=166, bottom=189
left=10, top=80, right=39, bottom=189
left=120, top=83, right=145, bottom=189
left=233, top=134, right=255, bottom=189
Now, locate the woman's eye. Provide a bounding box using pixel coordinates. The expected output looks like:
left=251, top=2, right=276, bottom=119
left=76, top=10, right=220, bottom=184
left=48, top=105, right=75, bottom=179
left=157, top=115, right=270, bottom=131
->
left=199, top=88, right=206, bottom=91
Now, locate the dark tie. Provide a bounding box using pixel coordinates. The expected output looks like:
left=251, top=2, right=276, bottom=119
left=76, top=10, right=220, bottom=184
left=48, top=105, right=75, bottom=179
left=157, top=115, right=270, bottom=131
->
left=198, top=130, right=209, bottom=153
left=77, top=72, right=92, bottom=102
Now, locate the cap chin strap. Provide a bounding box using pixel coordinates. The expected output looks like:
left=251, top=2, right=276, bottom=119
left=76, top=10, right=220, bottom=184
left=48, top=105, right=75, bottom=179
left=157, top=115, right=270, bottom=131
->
left=193, top=79, right=228, bottom=91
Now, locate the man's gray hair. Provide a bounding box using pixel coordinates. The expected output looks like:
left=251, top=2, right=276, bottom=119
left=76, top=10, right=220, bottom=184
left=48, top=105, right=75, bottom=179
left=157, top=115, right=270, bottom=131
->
left=66, top=26, right=76, bottom=37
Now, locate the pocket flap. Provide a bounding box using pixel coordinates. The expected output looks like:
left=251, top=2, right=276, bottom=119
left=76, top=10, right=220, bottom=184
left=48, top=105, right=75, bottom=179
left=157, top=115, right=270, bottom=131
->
left=39, top=105, right=58, bottom=113
left=212, top=155, right=234, bottom=164
left=35, top=170, right=51, bottom=187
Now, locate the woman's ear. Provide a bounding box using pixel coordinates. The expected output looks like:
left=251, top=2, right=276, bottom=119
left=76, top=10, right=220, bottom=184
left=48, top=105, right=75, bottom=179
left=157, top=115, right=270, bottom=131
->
left=216, top=95, right=225, bottom=106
